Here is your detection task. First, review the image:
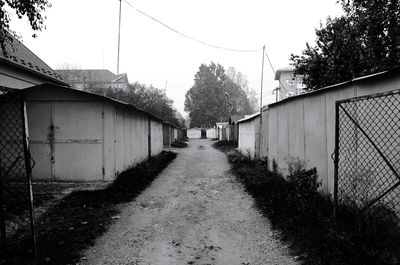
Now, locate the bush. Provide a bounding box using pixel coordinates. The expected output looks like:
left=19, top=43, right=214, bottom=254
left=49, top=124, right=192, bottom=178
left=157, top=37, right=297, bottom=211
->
left=227, top=152, right=400, bottom=265
left=171, top=140, right=188, bottom=148
left=5, top=151, right=177, bottom=265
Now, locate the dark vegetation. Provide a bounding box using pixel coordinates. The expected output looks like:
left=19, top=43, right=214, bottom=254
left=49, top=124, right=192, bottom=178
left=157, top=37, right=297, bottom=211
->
left=291, top=0, right=400, bottom=90
left=185, top=63, right=257, bottom=128
left=0, top=0, right=50, bottom=49
left=211, top=140, right=237, bottom=153
left=3, top=151, right=177, bottom=265
left=227, top=151, right=400, bottom=265
left=84, top=82, right=184, bottom=127
left=171, top=140, right=188, bottom=148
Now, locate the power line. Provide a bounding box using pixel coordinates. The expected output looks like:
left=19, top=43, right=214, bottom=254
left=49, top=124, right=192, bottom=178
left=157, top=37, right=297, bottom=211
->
left=264, top=46, right=289, bottom=93
left=121, top=0, right=260, bottom=53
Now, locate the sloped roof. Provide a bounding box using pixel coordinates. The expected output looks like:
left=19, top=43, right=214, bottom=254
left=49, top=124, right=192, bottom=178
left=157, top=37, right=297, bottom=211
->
left=268, top=67, right=400, bottom=108
left=21, top=83, right=163, bottom=123
left=0, top=33, right=67, bottom=85
left=56, top=69, right=129, bottom=84
left=237, top=112, right=260, bottom=123
left=230, top=114, right=244, bottom=124
left=275, top=65, right=295, bottom=80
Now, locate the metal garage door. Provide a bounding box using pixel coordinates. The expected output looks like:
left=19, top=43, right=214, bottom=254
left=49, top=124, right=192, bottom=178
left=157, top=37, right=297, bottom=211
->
left=28, top=101, right=104, bottom=181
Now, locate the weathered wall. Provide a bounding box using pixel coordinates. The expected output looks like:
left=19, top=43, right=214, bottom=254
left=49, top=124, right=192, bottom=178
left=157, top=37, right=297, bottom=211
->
left=187, top=129, right=201, bottom=139
left=260, top=72, right=400, bottom=194
left=162, top=123, right=171, bottom=146
left=24, top=85, right=163, bottom=182
left=0, top=64, right=63, bottom=88
left=150, top=119, right=163, bottom=156
left=238, top=117, right=260, bottom=158
left=206, top=128, right=216, bottom=139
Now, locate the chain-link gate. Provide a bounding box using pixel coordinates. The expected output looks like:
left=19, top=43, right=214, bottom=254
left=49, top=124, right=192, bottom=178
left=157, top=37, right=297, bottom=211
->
left=334, top=89, right=400, bottom=217
left=0, top=87, right=37, bottom=263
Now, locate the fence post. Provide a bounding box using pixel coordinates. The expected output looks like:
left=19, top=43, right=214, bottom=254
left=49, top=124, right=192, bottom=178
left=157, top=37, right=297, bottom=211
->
left=0, top=172, right=6, bottom=252
left=333, top=101, right=340, bottom=219
left=20, top=93, right=38, bottom=263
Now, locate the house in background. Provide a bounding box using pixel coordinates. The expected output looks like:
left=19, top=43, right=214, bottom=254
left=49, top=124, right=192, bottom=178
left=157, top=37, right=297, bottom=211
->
left=0, top=35, right=68, bottom=88
left=274, top=66, right=306, bottom=101
left=56, top=69, right=130, bottom=91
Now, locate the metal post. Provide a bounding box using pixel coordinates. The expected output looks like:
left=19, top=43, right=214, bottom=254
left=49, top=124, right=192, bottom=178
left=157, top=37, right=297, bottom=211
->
left=260, top=45, right=265, bottom=110
left=117, top=0, right=122, bottom=75
left=258, top=46, right=265, bottom=159
left=333, top=101, right=340, bottom=219
left=20, top=94, right=37, bottom=262
left=148, top=118, right=151, bottom=159
left=0, top=173, right=6, bottom=252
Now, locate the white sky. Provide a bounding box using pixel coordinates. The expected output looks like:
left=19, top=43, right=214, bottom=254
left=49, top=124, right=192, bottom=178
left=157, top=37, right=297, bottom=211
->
left=11, top=0, right=343, bottom=116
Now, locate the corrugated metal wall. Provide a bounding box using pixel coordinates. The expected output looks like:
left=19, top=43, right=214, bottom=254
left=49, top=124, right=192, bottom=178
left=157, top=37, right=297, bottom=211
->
left=238, top=117, right=260, bottom=158
left=187, top=129, right=201, bottom=139
left=25, top=84, right=164, bottom=182
left=259, top=71, right=400, bottom=195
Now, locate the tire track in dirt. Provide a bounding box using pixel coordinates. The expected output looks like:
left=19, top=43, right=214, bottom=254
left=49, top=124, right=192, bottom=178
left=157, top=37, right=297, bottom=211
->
left=80, top=139, right=298, bottom=265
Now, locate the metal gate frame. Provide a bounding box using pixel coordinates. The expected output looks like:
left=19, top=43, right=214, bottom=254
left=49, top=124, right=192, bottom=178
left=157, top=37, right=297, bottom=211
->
left=0, top=88, right=37, bottom=261
left=334, top=89, right=400, bottom=216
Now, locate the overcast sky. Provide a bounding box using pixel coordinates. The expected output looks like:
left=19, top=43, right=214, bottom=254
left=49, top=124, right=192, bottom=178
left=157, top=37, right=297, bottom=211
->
left=11, top=0, right=343, bottom=115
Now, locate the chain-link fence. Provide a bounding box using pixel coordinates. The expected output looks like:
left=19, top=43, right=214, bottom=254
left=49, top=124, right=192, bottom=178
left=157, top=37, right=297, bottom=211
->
left=0, top=87, right=37, bottom=263
left=334, top=89, right=400, bottom=218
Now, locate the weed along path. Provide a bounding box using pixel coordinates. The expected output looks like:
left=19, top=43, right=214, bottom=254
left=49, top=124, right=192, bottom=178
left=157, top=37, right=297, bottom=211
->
left=81, top=139, right=297, bottom=265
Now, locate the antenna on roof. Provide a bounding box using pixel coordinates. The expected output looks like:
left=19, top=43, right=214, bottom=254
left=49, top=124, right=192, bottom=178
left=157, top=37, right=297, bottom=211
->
left=117, top=0, right=122, bottom=75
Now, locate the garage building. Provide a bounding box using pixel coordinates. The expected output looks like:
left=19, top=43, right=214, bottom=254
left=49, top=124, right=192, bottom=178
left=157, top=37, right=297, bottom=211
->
left=23, top=83, right=164, bottom=182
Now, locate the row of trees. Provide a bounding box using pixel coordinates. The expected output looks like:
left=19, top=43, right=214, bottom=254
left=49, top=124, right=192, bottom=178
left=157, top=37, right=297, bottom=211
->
left=291, top=0, right=400, bottom=90
left=86, top=83, right=184, bottom=127
left=184, top=62, right=257, bottom=128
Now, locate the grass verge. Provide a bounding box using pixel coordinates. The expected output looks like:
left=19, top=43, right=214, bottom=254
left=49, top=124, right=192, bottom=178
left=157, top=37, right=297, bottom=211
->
left=227, top=151, right=400, bottom=265
left=4, top=151, right=177, bottom=265
left=211, top=140, right=237, bottom=153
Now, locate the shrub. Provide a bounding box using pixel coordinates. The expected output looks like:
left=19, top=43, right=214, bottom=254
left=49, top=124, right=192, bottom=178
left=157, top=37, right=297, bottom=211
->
left=227, top=152, right=400, bottom=265
left=171, top=140, right=188, bottom=148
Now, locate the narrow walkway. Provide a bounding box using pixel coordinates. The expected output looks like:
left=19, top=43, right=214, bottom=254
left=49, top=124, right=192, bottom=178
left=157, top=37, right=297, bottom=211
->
left=81, top=139, right=297, bottom=265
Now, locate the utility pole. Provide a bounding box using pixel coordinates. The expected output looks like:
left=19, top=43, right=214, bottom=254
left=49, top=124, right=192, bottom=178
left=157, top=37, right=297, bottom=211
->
left=164, top=81, right=168, bottom=92
left=273, top=87, right=280, bottom=102
left=258, top=45, right=265, bottom=160
left=260, top=45, right=265, bottom=110
left=117, top=0, right=122, bottom=75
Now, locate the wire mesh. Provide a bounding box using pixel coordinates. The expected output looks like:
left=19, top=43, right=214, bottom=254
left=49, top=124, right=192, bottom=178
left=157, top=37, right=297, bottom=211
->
left=0, top=87, right=36, bottom=263
left=335, top=89, right=400, bottom=217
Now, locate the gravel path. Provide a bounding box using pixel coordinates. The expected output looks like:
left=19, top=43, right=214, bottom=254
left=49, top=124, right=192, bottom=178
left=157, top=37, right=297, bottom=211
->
left=80, top=139, right=298, bottom=265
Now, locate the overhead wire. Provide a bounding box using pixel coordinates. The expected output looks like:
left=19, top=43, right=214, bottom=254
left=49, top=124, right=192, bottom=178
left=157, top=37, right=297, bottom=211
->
left=121, top=0, right=260, bottom=53
left=264, top=47, right=289, bottom=93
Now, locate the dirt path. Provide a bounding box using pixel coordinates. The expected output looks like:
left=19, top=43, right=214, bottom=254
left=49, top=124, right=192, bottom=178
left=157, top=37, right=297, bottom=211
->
left=81, top=139, right=298, bottom=265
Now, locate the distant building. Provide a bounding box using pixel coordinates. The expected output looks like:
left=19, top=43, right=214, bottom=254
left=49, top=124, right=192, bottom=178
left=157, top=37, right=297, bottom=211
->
left=56, top=69, right=130, bottom=91
left=274, top=66, right=306, bottom=101
left=229, top=114, right=244, bottom=142
left=0, top=34, right=68, bottom=88
left=237, top=112, right=261, bottom=158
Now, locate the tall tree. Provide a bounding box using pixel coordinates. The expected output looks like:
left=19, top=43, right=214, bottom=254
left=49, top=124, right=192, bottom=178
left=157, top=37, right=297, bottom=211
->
left=0, top=0, right=51, bottom=49
left=291, top=0, right=400, bottom=90
left=226, top=66, right=258, bottom=112
left=185, top=62, right=255, bottom=128
left=185, top=62, right=228, bottom=128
